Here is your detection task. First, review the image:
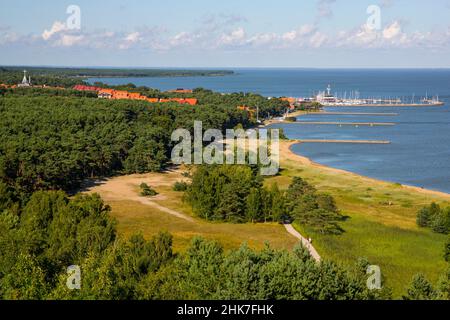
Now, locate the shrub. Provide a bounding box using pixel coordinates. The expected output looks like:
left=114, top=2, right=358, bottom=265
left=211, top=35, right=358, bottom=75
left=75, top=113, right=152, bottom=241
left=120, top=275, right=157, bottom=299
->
left=417, top=203, right=449, bottom=234
left=173, top=181, right=188, bottom=192
left=140, top=183, right=158, bottom=197
left=417, top=207, right=432, bottom=228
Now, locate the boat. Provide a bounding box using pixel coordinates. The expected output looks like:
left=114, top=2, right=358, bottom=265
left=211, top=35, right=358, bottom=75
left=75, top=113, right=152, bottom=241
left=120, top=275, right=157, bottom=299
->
left=314, top=85, right=444, bottom=107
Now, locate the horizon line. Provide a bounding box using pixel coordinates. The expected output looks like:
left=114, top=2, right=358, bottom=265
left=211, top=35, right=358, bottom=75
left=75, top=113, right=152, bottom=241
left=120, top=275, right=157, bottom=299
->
left=2, top=64, right=450, bottom=70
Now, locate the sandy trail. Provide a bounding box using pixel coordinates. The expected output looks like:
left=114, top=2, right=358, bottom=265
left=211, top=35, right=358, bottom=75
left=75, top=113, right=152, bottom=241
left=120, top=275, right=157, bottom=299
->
left=284, top=224, right=321, bottom=262
left=82, top=168, right=194, bottom=222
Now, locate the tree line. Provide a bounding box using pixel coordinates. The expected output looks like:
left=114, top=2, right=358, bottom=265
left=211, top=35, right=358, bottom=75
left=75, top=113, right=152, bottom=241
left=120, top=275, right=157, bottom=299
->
left=185, top=165, right=345, bottom=234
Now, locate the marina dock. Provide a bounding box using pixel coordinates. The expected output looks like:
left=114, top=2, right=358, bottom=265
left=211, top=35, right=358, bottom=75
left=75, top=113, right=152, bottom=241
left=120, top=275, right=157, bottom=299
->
left=309, top=112, right=398, bottom=116
left=296, top=139, right=391, bottom=144
left=291, top=121, right=396, bottom=126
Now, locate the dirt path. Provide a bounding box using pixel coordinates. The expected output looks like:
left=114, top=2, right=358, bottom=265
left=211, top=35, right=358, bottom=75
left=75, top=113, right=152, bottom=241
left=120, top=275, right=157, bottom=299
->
left=82, top=169, right=194, bottom=222
left=284, top=224, right=321, bottom=262
left=134, top=196, right=194, bottom=222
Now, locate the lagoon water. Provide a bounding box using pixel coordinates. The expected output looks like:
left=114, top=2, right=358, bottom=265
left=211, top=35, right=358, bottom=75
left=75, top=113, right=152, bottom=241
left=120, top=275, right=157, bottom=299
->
left=89, top=69, right=450, bottom=193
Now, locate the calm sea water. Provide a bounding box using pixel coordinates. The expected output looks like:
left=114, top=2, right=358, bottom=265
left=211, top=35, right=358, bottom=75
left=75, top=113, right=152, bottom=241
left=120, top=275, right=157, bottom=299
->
left=89, top=69, right=450, bottom=193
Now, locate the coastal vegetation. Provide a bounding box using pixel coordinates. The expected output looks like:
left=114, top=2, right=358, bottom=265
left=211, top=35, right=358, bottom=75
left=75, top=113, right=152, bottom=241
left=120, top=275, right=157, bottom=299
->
left=417, top=203, right=450, bottom=234
left=173, top=181, right=188, bottom=192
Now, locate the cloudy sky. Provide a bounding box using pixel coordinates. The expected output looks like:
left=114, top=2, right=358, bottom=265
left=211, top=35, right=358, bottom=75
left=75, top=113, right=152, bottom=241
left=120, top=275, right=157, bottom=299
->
left=1, top=0, right=450, bottom=67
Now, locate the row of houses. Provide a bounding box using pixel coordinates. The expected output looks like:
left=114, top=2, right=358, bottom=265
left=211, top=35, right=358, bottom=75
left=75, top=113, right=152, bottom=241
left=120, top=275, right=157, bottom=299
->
left=73, top=85, right=198, bottom=106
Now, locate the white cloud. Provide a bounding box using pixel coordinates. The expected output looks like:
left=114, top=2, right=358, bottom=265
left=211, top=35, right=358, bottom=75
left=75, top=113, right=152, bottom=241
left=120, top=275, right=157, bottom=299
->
left=125, top=32, right=141, bottom=43
left=2, top=16, right=450, bottom=54
left=59, top=34, right=84, bottom=47
left=310, top=32, right=328, bottom=48
left=42, top=21, right=68, bottom=40
left=247, top=32, right=278, bottom=46
left=382, top=21, right=402, bottom=40
left=0, top=27, right=20, bottom=45
left=218, top=27, right=246, bottom=47
left=282, top=25, right=316, bottom=42
left=170, top=31, right=198, bottom=47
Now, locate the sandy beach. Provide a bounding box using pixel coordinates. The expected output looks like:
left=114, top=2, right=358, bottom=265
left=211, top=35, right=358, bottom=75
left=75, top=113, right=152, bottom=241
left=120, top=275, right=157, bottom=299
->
left=281, top=140, right=450, bottom=200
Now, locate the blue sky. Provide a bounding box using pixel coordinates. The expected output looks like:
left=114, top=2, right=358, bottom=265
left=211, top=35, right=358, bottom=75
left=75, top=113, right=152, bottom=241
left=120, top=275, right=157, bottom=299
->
left=1, top=0, right=450, bottom=67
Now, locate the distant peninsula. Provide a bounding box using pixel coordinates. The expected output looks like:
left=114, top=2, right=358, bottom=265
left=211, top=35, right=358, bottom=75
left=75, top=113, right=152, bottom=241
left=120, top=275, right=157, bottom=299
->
left=0, top=66, right=234, bottom=88
left=0, top=66, right=234, bottom=79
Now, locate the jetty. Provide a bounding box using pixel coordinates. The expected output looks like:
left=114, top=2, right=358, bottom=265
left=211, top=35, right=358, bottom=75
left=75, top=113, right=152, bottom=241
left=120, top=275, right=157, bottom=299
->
left=291, top=121, right=396, bottom=126
left=296, top=139, right=391, bottom=144
left=309, top=112, right=398, bottom=116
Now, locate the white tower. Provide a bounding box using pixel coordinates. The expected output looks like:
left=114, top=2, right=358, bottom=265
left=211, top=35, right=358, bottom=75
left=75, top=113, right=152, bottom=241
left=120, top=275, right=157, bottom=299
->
left=18, top=70, right=31, bottom=87
left=22, top=70, right=28, bottom=84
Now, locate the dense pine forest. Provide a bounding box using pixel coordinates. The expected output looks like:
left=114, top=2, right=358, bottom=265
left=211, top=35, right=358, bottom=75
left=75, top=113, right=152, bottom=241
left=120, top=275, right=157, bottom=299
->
left=0, top=91, right=287, bottom=201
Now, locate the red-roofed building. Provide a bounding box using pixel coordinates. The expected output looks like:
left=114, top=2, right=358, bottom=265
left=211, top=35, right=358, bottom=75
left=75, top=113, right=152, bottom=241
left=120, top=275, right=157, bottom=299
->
left=128, top=92, right=142, bottom=100
left=73, top=85, right=102, bottom=92
left=98, top=88, right=115, bottom=99
left=183, top=98, right=198, bottom=106
left=112, top=90, right=129, bottom=100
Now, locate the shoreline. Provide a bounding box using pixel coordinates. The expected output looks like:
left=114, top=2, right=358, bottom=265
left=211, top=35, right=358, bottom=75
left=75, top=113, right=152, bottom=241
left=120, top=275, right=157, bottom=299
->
left=267, top=108, right=450, bottom=199
left=282, top=140, right=450, bottom=199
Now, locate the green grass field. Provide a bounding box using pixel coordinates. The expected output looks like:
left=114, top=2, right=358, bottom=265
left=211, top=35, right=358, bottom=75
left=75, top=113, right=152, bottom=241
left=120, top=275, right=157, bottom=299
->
left=108, top=198, right=298, bottom=253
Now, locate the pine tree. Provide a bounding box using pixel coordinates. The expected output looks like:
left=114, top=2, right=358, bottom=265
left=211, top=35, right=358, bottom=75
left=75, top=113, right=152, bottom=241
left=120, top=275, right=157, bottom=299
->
left=417, top=207, right=431, bottom=227
left=246, top=188, right=261, bottom=223
left=403, top=274, right=436, bottom=300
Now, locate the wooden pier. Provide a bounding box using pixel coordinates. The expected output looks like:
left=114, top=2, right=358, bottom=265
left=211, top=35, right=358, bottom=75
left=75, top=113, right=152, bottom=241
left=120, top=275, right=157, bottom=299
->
left=296, top=139, right=391, bottom=144
left=291, top=121, right=396, bottom=126
left=308, top=112, right=398, bottom=116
